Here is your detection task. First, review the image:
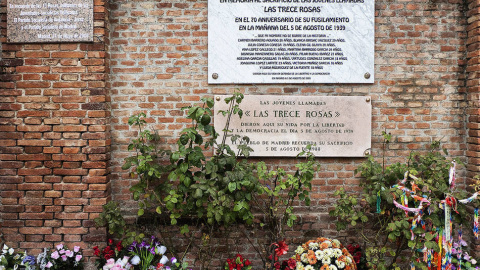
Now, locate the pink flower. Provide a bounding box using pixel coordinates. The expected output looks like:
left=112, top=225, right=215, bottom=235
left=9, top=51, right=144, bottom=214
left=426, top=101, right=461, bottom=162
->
left=56, top=244, right=63, bottom=250
left=66, top=250, right=74, bottom=257
left=74, top=246, right=80, bottom=253
left=59, top=249, right=65, bottom=254
left=46, top=262, right=53, bottom=268
left=51, top=251, right=60, bottom=260
left=75, top=255, right=82, bottom=262
left=61, top=255, right=67, bottom=261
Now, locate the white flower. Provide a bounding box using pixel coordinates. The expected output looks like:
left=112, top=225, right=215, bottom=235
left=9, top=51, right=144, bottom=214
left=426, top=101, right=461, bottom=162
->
left=336, top=260, right=346, bottom=268
left=333, top=248, right=342, bottom=257
left=324, top=248, right=333, bottom=258
left=315, top=250, right=324, bottom=260
left=301, top=253, right=309, bottom=263
left=324, top=241, right=332, bottom=247
left=296, top=262, right=304, bottom=270
left=304, top=266, right=314, bottom=270
left=471, top=259, right=477, bottom=264
left=8, top=248, right=14, bottom=255
left=0, top=266, right=5, bottom=270
left=295, top=246, right=304, bottom=254
left=308, top=242, right=319, bottom=250
left=156, top=246, right=167, bottom=255
left=122, top=256, right=130, bottom=265
left=329, top=266, right=338, bottom=270
left=346, top=256, right=353, bottom=264
left=322, top=257, right=331, bottom=265
left=130, top=255, right=140, bottom=265
left=160, top=255, right=168, bottom=265
left=332, top=239, right=341, bottom=247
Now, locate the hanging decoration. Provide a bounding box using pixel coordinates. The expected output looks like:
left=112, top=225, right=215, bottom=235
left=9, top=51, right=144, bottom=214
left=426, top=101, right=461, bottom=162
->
left=389, top=161, right=479, bottom=269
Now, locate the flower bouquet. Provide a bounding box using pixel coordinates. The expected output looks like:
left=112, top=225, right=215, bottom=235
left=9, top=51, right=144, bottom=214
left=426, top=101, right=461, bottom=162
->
left=0, top=244, right=24, bottom=270
left=224, top=254, right=252, bottom=270
left=294, top=238, right=357, bottom=270
left=94, top=239, right=129, bottom=269
left=128, top=236, right=169, bottom=270
left=40, top=244, right=83, bottom=270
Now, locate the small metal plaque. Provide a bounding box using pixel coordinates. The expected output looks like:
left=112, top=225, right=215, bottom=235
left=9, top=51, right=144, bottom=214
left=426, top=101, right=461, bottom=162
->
left=7, top=0, right=93, bottom=43
left=214, top=95, right=371, bottom=157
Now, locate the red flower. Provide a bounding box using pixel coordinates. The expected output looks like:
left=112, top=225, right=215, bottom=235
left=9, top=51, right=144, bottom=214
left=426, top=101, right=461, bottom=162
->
left=103, top=246, right=114, bottom=260
left=274, top=262, right=281, bottom=269
left=156, top=263, right=164, bottom=270
left=274, top=240, right=289, bottom=257
left=116, top=241, right=122, bottom=252
left=245, top=260, right=251, bottom=266
left=93, top=246, right=100, bottom=256
left=286, top=258, right=296, bottom=269
left=108, top=239, right=113, bottom=245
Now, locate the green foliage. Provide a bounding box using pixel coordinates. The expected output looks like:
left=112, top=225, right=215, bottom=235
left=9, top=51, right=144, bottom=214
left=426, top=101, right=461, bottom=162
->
left=330, top=141, right=475, bottom=269
left=114, top=93, right=317, bottom=269
left=124, top=93, right=259, bottom=228
left=94, top=201, right=144, bottom=246
left=253, top=146, right=316, bottom=240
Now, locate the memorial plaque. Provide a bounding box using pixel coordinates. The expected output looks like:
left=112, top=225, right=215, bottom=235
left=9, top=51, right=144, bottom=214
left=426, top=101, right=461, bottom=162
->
left=208, top=0, right=374, bottom=84
left=214, top=95, right=371, bottom=157
left=7, top=0, right=93, bottom=43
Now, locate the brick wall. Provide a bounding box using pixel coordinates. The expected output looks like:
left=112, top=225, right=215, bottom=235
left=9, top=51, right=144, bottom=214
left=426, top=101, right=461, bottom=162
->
left=109, top=0, right=468, bottom=213
left=0, top=0, right=478, bottom=267
left=0, top=0, right=109, bottom=262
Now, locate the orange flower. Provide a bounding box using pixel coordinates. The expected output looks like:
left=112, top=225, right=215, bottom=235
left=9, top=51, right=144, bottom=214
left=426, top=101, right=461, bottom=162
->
left=296, top=254, right=301, bottom=261
left=319, top=242, right=329, bottom=249
left=307, top=250, right=317, bottom=265
left=337, top=255, right=346, bottom=262
left=320, top=265, right=330, bottom=270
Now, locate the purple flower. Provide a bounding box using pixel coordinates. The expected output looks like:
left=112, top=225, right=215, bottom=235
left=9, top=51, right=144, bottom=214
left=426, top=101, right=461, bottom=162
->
left=464, top=252, right=471, bottom=261
left=139, top=241, right=146, bottom=248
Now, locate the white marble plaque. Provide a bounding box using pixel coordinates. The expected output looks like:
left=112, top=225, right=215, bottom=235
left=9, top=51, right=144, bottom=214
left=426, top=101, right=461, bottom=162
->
left=208, top=0, right=374, bottom=84
left=7, top=0, right=93, bottom=43
left=214, top=95, right=371, bottom=157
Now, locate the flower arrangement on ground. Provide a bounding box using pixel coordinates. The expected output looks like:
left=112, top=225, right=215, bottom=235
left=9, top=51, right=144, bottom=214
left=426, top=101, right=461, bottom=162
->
left=345, top=244, right=366, bottom=270
left=294, top=238, right=357, bottom=270
left=94, top=236, right=177, bottom=270
left=0, top=244, right=24, bottom=270
left=41, top=244, right=83, bottom=270
left=224, top=254, right=252, bottom=270
left=93, top=239, right=129, bottom=269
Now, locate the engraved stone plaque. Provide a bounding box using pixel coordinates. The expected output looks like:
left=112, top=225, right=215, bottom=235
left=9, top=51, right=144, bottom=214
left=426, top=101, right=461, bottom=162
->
left=208, top=0, right=374, bottom=84
left=7, top=0, right=93, bottom=43
left=214, top=95, right=371, bottom=157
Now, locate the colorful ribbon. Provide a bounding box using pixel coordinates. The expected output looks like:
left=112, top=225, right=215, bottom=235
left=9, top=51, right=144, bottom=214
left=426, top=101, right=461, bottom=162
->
left=449, top=161, right=456, bottom=189
left=474, top=208, right=479, bottom=239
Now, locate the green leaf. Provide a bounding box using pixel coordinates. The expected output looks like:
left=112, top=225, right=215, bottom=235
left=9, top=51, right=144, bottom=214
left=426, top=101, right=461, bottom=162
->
left=137, top=209, right=144, bottom=217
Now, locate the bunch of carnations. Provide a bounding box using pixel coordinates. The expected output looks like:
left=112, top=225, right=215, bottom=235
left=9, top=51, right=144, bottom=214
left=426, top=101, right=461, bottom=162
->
left=94, top=239, right=128, bottom=269
left=224, top=254, right=252, bottom=270
left=345, top=244, right=366, bottom=270
left=294, top=238, right=356, bottom=270
left=36, top=244, right=83, bottom=270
